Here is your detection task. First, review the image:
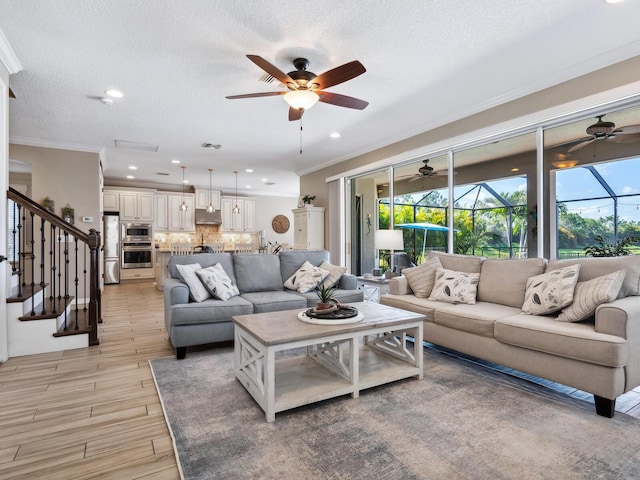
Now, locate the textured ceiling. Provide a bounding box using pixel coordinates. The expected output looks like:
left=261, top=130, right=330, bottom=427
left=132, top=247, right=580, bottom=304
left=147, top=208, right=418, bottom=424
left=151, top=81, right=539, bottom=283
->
left=3, top=0, right=640, bottom=197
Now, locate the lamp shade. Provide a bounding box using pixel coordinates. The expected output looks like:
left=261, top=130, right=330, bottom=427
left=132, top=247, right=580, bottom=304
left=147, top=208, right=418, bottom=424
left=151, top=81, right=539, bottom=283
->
left=284, top=90, right=320, bottom=110
left=375, top=229, right=404, bottom=251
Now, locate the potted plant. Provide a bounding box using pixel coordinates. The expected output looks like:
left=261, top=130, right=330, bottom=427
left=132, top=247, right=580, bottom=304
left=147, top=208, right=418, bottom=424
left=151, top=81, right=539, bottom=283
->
left=315, top=281, right=337, bottom=311
left=61, top=204, right=75, bottom=224
left=40, top=196, right=55, bottom=213
left=584, top=234, right=640, bottom=257
left=301, top=195, right=316, bottom=207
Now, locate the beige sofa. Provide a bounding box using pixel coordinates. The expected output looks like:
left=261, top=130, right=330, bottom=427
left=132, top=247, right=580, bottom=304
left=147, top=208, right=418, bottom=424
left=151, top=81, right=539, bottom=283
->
left=380, top=251, right=640, bottom=417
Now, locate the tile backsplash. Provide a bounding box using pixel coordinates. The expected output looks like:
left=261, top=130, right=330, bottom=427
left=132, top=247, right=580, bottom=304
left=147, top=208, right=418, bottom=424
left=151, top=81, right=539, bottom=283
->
left=153, top=225, right=257, bottom=249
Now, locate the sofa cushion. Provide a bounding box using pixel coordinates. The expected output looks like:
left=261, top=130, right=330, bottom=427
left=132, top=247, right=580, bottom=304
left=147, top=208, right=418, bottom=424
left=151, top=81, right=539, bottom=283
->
left=295, top=288, right=364, bottom=307
left=169, top=253, right=236, bottom=284
left=319, top=261, right=347, bottom=288
left=380, top=294, right=445, bottom=323
left=240, top=291, right=307, bottom=313
left=196, top=263, right=240, bottom=301
left=547, top=256, right=640, bottom=299
left=557, top=270, right=625, bottom=323
left=434, top=302, right=522, bottom=337
left=283, top=261, right=329, bottom=293
left=427, top=251, right=484, bottom=273
left=279, top=250, right=330, bottom=283
left=429, top=268, right=480, bottom=305
left=169, top=295, right=254, bottom=326
left=233, top=254, right=283, bottom=293
left=175, top=263, right=210, bottom=303
left=495, top=314, right=628, bottom=367
left=402, top=256, right=442, bottom=298
left=521, top=264, right=580, bottom=315
left=477, top=258, right=547, bottom=308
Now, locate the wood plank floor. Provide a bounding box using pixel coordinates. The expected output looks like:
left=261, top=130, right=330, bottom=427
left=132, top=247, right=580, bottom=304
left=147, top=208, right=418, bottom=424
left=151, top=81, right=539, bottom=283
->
left=0, top=281, right=180, bottom=480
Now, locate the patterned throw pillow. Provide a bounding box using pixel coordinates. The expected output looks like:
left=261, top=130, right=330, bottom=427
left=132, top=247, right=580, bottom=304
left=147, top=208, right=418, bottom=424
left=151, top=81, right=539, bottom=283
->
left=284, top=261, right=330, bottom=293
left=175, top=263, right=211, bottom=303
left=196, top=263, right=240, bottom=301
left=556, top=269, right=625, bottom=322
left=428, top=268, right=480, bottom=305
left=319, top=261, right=347, bottom=288
left=521, top=264, right=580, bottom=315
left=403, top=256, right=442, bottom=298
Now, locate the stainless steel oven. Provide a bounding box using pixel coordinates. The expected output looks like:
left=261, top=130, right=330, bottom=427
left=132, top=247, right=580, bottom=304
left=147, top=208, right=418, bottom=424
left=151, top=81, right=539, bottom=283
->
left=121, top=223, right=152, bottom=243
left=121, top=243, right=153, bottom=269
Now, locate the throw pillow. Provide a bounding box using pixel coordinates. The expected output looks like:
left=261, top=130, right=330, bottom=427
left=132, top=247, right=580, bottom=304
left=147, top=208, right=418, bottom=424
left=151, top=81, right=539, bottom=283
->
left=403, top=256, right=443, bottom=298
left=556, top=269, right=626, bottom=322
left=428, top=267, right=480, bottom=305
left=521, top=264, right=580, bottom=315
left=319, top=261, right=347, bottom=288
left=196, top=263, right=240, bottom=301
left=175, top=263, right=211, bottom=303
left=284, top=261, right=330, bottom=293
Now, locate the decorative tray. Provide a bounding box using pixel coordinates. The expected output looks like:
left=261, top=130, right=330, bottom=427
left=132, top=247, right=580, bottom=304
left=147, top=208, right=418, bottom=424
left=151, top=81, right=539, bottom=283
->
left=297, top=305, right=364, bottom=325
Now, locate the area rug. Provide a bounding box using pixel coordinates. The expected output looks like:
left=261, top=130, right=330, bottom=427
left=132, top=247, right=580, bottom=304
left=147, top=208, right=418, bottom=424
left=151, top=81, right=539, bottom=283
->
left=150, top=345, right=640, bottom=480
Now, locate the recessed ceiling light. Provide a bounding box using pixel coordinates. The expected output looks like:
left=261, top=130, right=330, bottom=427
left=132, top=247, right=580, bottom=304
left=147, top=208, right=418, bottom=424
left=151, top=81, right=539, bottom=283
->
left=126, top=175, right=134, bottom=179
left=183, top=179, right=189, bottom=184
left=128, top=165, right=138, bottom=170
left=246, top=185, right=251, bottom=189
left=100, top=97, right=113, bottom=106
left=605, top=0, right=624, bottom=3
left=261, top=178, right=268, bottom=182
left=171, top=159, right=181, bottom=164
left=105, top=89, right=123, bottom=98
left=245, top=169, right=254, bottom=173
left=330, top=132, right=341, bottom=138
left=511, top=167, right=520, bottom=172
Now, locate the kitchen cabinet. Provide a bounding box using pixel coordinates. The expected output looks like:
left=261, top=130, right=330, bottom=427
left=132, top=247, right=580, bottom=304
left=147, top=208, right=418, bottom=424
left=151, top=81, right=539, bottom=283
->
left=120, top=266, right=154, bottom=280
left=195, top=188, right=221, bottom=210
left=154, top=193, right=195, bottom=232
left=293, top=206, right=325, bottom=250
left=119, top=191, right=154, bottom=221
left=103, top=190, right=119, bottom=212
left=221, top=197, right=255, bottom=232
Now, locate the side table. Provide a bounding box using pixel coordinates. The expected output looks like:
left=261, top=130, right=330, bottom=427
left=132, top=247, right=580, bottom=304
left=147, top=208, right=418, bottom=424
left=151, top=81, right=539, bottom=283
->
left=356, top=276, right=390, bottom=303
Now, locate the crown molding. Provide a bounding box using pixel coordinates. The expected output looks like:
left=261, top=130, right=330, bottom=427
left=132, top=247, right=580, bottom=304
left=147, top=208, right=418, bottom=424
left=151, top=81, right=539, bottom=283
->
left=0, top=28, right=22, bottom=74
left=10, top=135, right=103, bottom=153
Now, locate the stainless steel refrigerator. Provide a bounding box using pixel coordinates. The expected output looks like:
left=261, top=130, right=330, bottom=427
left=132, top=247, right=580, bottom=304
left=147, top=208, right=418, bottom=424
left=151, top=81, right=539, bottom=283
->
left=103, top=213, right=120, bottom=284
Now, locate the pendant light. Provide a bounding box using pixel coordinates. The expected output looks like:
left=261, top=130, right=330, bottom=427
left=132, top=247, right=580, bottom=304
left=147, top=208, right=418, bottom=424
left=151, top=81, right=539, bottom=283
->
left=206, top=168, right=215, bottom=212
left=232, top=171, right=240, bottom=214
left=179, top=166, right=189, bottom=211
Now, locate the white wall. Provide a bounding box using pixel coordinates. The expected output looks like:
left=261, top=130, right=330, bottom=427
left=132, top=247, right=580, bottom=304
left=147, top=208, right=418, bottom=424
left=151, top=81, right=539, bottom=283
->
left=0, top=59, right=9, bottom=362
left=253, top=195, right=298, bottom=247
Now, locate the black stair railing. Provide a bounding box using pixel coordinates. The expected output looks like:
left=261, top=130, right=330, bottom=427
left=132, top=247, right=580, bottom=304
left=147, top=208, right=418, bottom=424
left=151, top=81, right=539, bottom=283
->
left=7, top=187, right=101, bottom=346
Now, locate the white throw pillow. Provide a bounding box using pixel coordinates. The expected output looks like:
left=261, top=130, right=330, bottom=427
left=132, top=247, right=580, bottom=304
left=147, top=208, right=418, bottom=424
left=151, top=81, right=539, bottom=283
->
left=403, top=256, right=442, bottom=298
left=428, top=267, right=480, bottom=305
left=196, top=263, right=240, bottom=301
left=175, top=263, right=211, bottom=303
left=556, top=269, right=625, bottom=322
left=284, top=261, right=330, bottom=293
left=521, top=264, right=580, bottom=315
left=319, top=261, right=347, bottom=288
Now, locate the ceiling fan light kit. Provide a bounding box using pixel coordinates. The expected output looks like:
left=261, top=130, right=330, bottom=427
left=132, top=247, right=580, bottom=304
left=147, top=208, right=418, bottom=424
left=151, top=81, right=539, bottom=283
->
left=567, top=114, right=640, bottom=153
left=284, top=90, right=319, bottom=110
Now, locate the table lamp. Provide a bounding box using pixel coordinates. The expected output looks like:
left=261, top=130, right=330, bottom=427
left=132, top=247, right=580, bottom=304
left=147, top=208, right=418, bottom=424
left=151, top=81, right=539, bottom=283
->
left=375, top=229, right=404, bottom=277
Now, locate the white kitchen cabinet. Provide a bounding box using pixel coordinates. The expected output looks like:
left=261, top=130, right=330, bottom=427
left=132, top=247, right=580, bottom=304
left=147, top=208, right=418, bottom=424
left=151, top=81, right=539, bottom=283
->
left=153, top=194, right=169, bottom=232
left=103, top=190, right=119, bottom=212
left=119, top=191, right=154, bottom=221
left=293, top=206, right=325, bottom=250
left=195, top=188, right=221, bottom=210
left=168, top=194, right=195, bottom=231
left=221, top=197, right=255, bottom=232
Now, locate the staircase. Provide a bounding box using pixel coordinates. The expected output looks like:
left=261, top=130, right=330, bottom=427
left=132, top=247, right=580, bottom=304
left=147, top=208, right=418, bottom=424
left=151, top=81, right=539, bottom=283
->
left=6, top=187, right=101, bottom=357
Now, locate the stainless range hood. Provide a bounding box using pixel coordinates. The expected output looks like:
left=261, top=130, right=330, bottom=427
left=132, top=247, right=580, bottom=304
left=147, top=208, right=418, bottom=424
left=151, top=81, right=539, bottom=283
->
left=195, top=208, right=222, bottom=225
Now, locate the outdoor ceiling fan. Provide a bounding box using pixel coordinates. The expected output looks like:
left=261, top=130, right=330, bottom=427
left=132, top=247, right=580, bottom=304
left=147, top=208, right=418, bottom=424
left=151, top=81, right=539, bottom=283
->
left=567, top=115, right=640, bottom=153
left=396, top=160, right=440, bottom=182
left=226, top=55, right=369, bottom=121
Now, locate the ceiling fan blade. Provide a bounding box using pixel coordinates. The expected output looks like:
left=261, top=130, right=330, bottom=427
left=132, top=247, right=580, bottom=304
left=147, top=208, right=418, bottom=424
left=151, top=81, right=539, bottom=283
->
left=408, top=175, right=425, bottom=183
left=318, top=91, right=369, bottom=110
left=226, top=91, right=286, bottom=100
left=246, top=55, right=295, bottom=88
left=289, top=107, right=303, bottom=122
left=609, top=132, right=640, bottom=144
left=312, top=60, right=366, bottom=90
left=567, top=137, right=595, bottom=153
left=613, top=124, right=640, bottom=135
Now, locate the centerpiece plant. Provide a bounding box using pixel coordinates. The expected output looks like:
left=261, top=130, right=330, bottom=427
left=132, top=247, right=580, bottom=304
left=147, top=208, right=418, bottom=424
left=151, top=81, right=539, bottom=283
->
left=315, top=281, right=337, bottom=310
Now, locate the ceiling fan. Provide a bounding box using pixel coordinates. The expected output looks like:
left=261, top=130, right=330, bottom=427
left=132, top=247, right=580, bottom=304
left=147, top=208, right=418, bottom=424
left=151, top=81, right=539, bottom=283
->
left=567, top=114, right=640, bottom=153
left=397, top=159, right=440, bottom=182
left=226, top=55, right=369, bottom=121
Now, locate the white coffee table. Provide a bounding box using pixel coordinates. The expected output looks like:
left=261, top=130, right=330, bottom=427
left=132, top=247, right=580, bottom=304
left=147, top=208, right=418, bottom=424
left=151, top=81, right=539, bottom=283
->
left=232, top=302, right=425, bottom=422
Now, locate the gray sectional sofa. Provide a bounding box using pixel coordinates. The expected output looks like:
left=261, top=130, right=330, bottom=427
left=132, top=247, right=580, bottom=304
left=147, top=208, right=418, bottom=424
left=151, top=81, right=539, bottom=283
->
left=164, top=250, right=363, bottom=359
left=381, top=251, right=640, bottom=417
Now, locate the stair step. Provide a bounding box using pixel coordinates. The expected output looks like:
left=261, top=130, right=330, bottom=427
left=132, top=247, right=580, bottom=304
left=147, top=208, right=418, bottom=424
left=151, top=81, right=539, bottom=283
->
left=53, top=308, right=92, bottom=337
left=18, top=296, right=74, bottom=321
left=7, top=283, right=48, bottom=303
